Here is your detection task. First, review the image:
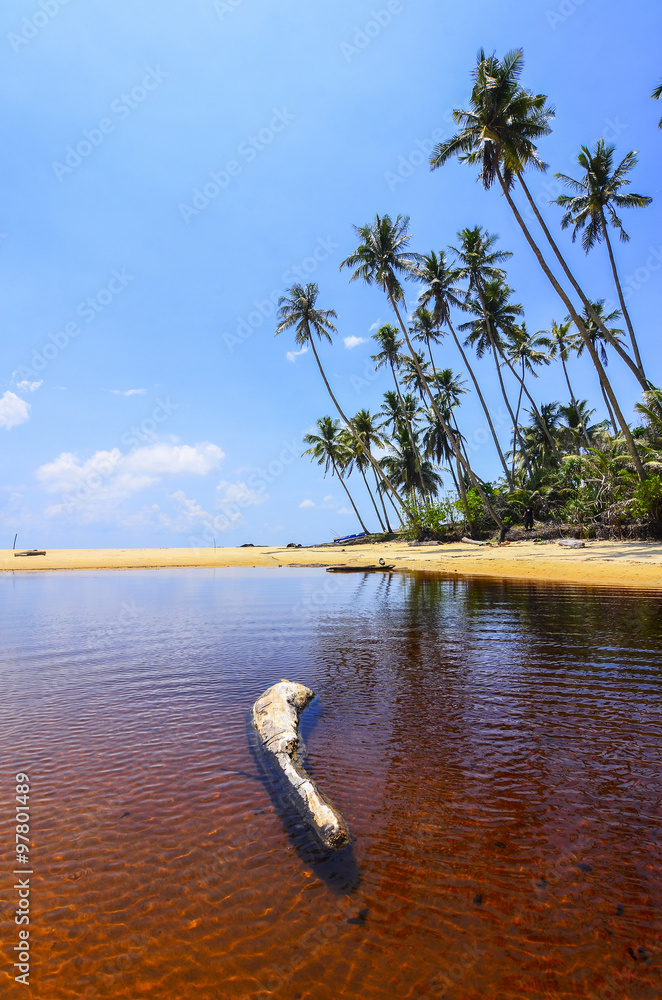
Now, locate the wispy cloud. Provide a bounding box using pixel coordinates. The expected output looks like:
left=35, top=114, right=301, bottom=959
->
left=286, top=346, right=309, bottom=363
left=0, top=391, right=30, bottom=429
left=16, top=380, right=42, bottom=393
left=110, top=388, right=147, bottom=396
left=343, top=336, right=366, bottom=349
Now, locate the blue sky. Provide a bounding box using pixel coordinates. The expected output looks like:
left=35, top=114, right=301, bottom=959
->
left=1, top=0, right=660, bottom=547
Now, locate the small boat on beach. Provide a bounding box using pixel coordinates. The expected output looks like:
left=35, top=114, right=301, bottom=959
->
left=332, top=532, right=366, bottom=543
left=326, top=564, right=395, bottom=573
left=14, top=550, right=47, bottom=557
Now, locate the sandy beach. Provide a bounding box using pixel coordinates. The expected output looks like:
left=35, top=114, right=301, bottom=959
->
left=1, top=539, right=661, bottom=590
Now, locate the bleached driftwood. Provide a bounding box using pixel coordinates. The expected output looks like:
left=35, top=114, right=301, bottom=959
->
left=461, top=537, right=490, bottom=546
left=252, top=680, right=349, bottom=851
left=558, top=539, right=585, bottom=549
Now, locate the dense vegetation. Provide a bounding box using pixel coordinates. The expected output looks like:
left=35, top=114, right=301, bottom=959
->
left=277, top=50, right=661, bottom=540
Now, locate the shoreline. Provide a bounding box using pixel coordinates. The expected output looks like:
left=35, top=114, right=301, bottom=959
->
left=1, top=540, right=661, bottom=590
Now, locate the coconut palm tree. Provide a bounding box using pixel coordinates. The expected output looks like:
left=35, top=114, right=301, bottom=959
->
left=558, top=402, right=608, bottom=453
left=430, top=48, right=646, bottom=478
left=459, top=278, right=529, bottom=482
left=276, top=282, right=404, bottom=510
left=349, top=409, right=395, bottom=531
left=553, top=140, right=652, bottom=376
left=501, top=322, right=562, bottom=465
left=341, top=216, right=504, bottom=526
left=302, top=416, right=369, bottom=533
left=545, top=319, right=589, bottom=445
left=380, top=425, right=443, bottom=497
left=371, top=323, right=425, bottom=490
left=415, top=249, right=512, bottom=480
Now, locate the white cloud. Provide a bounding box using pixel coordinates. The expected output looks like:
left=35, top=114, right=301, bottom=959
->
left=0, top=391, right=30, bottom=429
left=16, top=380, right=42, bottom=393
left=110, top=388, right=147, bottom=396
left=286, top=345, right=309, bottom=363
left=344, top=336, right=366, bottom=349
left=337, top=507, right=352, bottom=515
left=368, top=320, right=381, bottom=331
left=299, top=499, right=315, bottom=508
left=37, top=441, right=225, bottom=519
left=216, top=480, right=264, bottom=507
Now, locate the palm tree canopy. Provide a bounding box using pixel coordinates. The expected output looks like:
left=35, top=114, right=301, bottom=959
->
left=379, top=390, right=422, bottom=435
left=414, top=250, right=464, bottom=327
left=546, top=319, right=578, bottom=363
left=553, top=140, right=652, bottom=249
left=371, top=323, right=406, bottom=370
left=430, top=47, right=554, bottom=189
left=276, top=283, right=337, bottom=347
left=450, top=226, right=512, bottom=293
left=503, top=323, right=553, bottom=375
left=340, top=214, right=423, bottom=301
left=302, top=417, right=350, bottom=476
left=460, top=280, right=523, bottom=357
left=572, top=300, right=625, bottom=365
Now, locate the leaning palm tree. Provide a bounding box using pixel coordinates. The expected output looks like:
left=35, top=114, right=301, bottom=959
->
left=276, top=282, right=404, bottom=510
left=371, top=323, right=425, bottom=491
left=459, top=278, right=528, bottom=483
left=342, top=216, right=504, bottom=528
left=553, top=140, right=652, bottom=376
left=302, top=416, right=369, bottom=533
left=545, top=320, right=588, bottom=441
left=430, top=47, right=646, bottom=478
left=501, top=322, right=562, bottom=465
left=415, top=248, right=511, bottom=480
left=349, top=410, right=395, bottom=531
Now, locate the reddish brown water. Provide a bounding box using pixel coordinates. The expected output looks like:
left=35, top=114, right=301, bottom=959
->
left=0, top=568, right=660, bottom=999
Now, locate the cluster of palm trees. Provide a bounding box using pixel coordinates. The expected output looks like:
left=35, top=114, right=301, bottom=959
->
left=276, top=49, right=660, bottom=536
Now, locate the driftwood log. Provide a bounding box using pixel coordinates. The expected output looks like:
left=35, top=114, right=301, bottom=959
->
left=558, top=539, right=585, bottom=549
left=461, top=537, right=490, bottom=546
left=252, top=680, right=349, bottom=851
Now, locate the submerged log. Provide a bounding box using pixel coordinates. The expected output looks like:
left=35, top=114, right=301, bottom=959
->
left=251, top=680, right=349, bottom=851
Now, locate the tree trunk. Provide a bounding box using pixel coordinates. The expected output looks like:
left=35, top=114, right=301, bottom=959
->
left=601, top=212, right=646, bottom=380
left=560, top=353, right=591, bottom=449
left=446, top=317, right=512, bottom=481
left=330, top=456, right=369, bottom=535
left=372, top=466, right=393, bottom=531
left=388, top=293, right=505, bottom=530
left=502, top=356, right=563, bottom=463
left=496, top=167, right=646, bottom=481
left=359, top=463, right=385, bottom=530
left=516, top=171, right=648, bottom=389
left=307, top=335, right=407, bottom=507
left=389, top=359, right=426, bottom=493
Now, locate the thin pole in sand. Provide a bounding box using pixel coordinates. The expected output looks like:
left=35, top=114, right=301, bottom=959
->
left=12, top=533, right=17, bottom=550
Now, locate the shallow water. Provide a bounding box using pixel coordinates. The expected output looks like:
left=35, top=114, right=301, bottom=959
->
left=0, top=568, right=660, bottom=999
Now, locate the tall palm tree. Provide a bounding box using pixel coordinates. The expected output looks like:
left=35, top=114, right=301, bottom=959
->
left=501, top=322, right=561, bottom=464
left=426, top=369, right=468, bottom=495
left=415, top=249, right=511, bottom=480
left=545, top=319, right=588, bottom=441
left=430, top=48, right=646, bottom=478
left=276, top=282, right=404, bottom=510
left=349, top=409, right=395, bottom=531
left=558, top=401, right=607, bottom=453
left=302, top=416, right=369, bottom=533
left=371, top=323, right=425, bottom=490
left=341, top=214, right=505, bottom=528
left=553, top=140, right=652, bottom=375
left=459, top=277, right=528, bottom=483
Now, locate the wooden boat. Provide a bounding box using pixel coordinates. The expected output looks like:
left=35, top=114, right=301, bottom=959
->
left=14, top=550, right=46, bottom=557
left=326, top=564, right=394, bottom=573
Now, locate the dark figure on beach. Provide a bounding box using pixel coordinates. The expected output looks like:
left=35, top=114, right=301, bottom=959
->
left=524, top=505, right=534, bottom=531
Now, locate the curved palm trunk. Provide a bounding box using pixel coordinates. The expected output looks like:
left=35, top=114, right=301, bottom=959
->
left=496, top=167, right=646, bottom=481
left=388, top=292, right=504, bottom=531
left=516, top=171, right=649, bottom=391
left=388, top=359, right=426, bottom=492
left=330, top=456, right=369, bottom=534
left=511, top=362, right=525, bottom=479
left=446, top=317, right=512, bottom=481
left=601, top=212, right=647, bottom=380
left=359, top=463, right=385, bottom=530
left=371, top=466, right=393, bottom=531
left=599, top=382, right=617, bottom=431
left=474, top=281, right=529, bottom=484
left=307, top=335, right=406, bottom=509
